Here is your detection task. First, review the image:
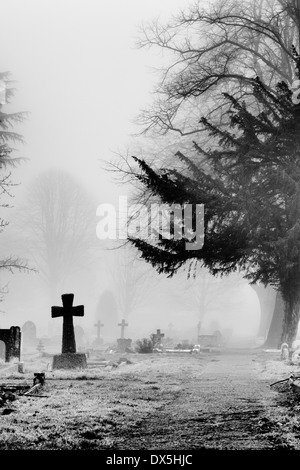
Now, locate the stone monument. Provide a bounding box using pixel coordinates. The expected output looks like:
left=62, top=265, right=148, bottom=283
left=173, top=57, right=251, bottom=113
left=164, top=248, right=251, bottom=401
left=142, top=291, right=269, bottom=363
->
left=0, top=326, right=21, bottom=362
left=117, top=319, right=132, bottom=353
left=152, top=329, right=165, bottom=349
left=51, top=293, right=87, bottom=369
left=93, top=320, right=104, bottom=347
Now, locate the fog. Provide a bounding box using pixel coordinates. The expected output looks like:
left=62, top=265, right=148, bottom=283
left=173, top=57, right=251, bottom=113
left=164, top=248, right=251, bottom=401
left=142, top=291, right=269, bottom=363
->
left=0, top=0, right=263, bottom=348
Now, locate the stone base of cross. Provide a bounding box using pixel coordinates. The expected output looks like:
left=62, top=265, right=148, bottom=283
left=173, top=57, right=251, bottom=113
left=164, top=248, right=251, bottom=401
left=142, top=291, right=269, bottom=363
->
left=52, top=352, right=87, bottom=370
left=117, top=338, right=132, bottom=353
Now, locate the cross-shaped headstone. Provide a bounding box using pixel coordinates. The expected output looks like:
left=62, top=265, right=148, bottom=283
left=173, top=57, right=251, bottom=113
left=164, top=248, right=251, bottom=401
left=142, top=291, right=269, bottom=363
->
left=197, top=321, right=201, bottom=342
left=94, top=320, right=104, bottom=341
left=155, top=329, right=164, bottom=340
left=118, top=319, right=128, bottom=339
left=51, top=293, right=84, bottom=354
left=153, top=329, right=164, bottom=346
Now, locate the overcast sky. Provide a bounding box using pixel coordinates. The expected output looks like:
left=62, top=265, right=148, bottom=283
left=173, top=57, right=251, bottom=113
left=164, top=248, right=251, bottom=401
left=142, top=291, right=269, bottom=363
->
left=1, top=0, right=191, bottom=205
left=0, top=0, right=261, bottom=340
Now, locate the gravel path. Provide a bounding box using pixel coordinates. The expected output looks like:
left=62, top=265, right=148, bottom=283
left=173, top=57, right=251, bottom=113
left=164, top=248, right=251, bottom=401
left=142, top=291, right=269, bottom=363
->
left=111, top=349, right=291, bottom=449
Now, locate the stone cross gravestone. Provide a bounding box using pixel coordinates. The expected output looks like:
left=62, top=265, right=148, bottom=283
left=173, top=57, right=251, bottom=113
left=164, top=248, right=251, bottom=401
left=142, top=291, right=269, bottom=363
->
left=52, top=293, right=84, bottom=353
left=118, top=319, right=128, bottom=339
left=51, top=293, right=87, bottom=369
left=117, top=319, right=131, bottom=353
left=94, top=320, right=104, bottom=342
left=93, top=320, right=104, bottom=347
left=152, top=329, right=165, bottom=348
left=74, top=325, right=85, bottom=349
left=197, top=321, right=201, bottom=343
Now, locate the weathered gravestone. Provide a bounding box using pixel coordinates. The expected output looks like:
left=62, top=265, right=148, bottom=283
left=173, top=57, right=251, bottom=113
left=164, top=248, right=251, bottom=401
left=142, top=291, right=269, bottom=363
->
left=93, top=320, right=104, bottom=347
left=36, top=340, right=45, bottom=355
left=51, top=293, right=87, bottom=369
left=22, top=321, right=37, bottom=349
left=280, top=342, right=290, bottom=362
left=75, top=325, right=85, bottom=349
left=0, top=326, right=21, bottom=362
left=152, top=329, right=165, bottom=349
left=197, top=321, right=201, bottom=344
left=199, top=330, right=223, bottom=348
left=117, top=319, right=132, bottom=353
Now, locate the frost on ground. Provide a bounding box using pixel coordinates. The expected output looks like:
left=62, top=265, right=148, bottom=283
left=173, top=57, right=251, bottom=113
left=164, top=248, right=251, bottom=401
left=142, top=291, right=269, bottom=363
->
left=0, top=349, right=300, bottom=450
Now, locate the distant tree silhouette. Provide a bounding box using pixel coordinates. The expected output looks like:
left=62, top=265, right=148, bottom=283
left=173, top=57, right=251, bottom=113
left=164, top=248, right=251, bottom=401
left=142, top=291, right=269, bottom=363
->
left=11, top=168, right=99, bottom=304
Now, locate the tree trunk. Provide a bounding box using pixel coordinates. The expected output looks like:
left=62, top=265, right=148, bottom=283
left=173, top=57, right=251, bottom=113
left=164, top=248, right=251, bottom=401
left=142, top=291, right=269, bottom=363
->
left=280, top=297, right=300, bottom=346
left=262, top=291, right=285, bottom=348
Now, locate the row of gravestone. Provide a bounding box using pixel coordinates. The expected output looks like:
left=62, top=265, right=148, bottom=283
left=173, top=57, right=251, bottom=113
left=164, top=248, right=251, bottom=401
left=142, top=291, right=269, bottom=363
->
left=0, top=293, right=204, bottom=369
left=0, top=294, right=165, bottom=369
left=21, top=321, right=86, bottom=348
left=21, top=317, right=131, bottom=349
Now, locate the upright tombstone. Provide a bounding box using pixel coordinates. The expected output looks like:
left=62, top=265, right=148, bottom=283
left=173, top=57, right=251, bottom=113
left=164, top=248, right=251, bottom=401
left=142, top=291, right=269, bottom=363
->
left=75, top=325, right=85, bottom=349
left=117, top=319, right=132, bottom=353
left=118, top=319, right=128, bottom=339
left=22, top=321, right=37, bottom=349
left=36, top=340, right=45, bottom=355
left=197, top=321, right=201, bottom=344
left=93, top=320, right=104, bottom=347
left=280, top=342, right=289, bottom=361
left=152, top=329, right=165, bottom=349
left=51, top=293, right=87, bottom=369
left=0, top=326, right=21, bottom=362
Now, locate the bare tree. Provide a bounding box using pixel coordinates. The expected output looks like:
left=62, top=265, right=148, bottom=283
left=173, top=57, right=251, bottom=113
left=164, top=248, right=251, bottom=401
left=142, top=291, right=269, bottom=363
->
left=11, top=168, right=100, bottom=304
left=136, top=0, right=299, bottom=137
left=109, top=0, right=300, bottom=347
left=168, top=265, right=248, bottom=331
left=104, top=243, right=159, bottom=321
left=111, top=0, right=300, bottom=215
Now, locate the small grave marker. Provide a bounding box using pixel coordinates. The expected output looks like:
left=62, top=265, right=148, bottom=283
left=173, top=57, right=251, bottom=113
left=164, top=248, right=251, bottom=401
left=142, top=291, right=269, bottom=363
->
left=280, top=342, right=289, bottom=361
left=94, top=320, right=104, bottom=342
left=118, top=319, right=128, bottom=340
left=22, top=321, right=37, bottom=349
left=152, top=329, right=165, bottom=349
left=197, top=321, right=201, bottom=343
left=117, top=319, right=132, bottom=353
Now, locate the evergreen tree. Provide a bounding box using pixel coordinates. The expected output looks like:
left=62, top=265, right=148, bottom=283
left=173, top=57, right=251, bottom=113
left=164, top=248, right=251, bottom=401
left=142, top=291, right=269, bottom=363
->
left=0, top=71, right=28, bottom=290
left=128, top=58, right=300, bottom=347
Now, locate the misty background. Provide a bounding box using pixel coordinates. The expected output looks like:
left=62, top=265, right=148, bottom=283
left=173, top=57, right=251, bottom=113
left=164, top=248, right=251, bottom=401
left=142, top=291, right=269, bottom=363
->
left=0, top=0, right=261, bottom=346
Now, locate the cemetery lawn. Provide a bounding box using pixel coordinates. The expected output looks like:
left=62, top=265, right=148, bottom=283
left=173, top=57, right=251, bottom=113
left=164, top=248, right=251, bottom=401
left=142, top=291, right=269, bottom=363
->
left=0, top=348, right=300, bottom=450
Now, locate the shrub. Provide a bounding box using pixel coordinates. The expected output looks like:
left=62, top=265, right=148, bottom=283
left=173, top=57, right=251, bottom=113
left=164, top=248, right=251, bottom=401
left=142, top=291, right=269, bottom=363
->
left=135, top=338, right=153, bottom=354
